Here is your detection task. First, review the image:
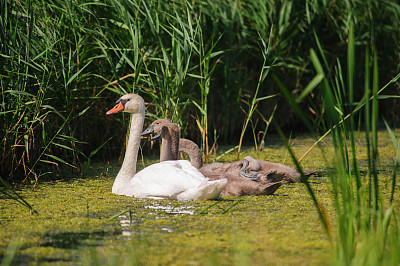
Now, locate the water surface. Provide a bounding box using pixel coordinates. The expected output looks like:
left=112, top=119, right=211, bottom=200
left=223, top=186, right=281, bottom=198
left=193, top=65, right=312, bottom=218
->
left=1, top=131, right=399, bottom=265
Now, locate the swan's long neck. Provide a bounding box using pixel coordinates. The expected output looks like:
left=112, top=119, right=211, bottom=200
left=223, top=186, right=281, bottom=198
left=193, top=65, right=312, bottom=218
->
left=113, top=111, right=144, bottom=190
left=159, top=127, right=204, bottom=169
left=179, top=139, right=203, bottom=169
left=160, top=125, right=179, bottom=162
left=160, top=135, right=177, bottom=161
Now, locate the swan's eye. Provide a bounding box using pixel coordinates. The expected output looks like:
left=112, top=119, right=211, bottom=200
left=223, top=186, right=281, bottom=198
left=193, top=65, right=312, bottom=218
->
left=117, top=99, right=130, bottom=107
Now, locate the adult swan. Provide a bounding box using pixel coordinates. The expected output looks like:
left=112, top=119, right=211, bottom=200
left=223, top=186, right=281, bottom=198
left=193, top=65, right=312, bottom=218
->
left=106, top=94, right=227, bottom=200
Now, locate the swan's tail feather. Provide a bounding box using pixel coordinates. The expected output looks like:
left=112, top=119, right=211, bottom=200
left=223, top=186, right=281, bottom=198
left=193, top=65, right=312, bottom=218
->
left=259, top=181, right=283, bottom=195
left=177, top=178, right=228, bottom=200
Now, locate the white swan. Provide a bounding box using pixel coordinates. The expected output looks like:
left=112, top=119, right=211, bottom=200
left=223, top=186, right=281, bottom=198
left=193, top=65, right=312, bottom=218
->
left=106, top=94, right=227, bottom=200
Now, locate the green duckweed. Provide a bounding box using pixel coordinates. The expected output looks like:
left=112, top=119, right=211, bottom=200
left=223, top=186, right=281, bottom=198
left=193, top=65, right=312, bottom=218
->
left=1, top=131, right=399, bottom=265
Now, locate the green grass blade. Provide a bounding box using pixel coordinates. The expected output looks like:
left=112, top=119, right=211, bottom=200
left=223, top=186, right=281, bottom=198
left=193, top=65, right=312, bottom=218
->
left=275, top=124, right=332, bottom=241
left=383, top=119, right=399, bottom=203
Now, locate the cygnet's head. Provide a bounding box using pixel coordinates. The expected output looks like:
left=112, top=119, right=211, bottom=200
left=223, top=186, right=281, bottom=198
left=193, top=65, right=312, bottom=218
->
left=141, top=118, right=179, bottom=140
left=152, top=118, right=172, bottom=125
left=106, top=93, right=145, bottom=115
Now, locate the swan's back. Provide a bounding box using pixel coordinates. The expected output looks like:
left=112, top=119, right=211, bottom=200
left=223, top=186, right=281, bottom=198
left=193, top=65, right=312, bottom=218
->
left=129, top=160, right=227, bottom=200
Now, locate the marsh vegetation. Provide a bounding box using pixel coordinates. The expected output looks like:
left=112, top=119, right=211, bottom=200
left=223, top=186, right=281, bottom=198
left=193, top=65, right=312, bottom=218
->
left=1, top=0, right=400, bottom=265
left=0, top=132, right=397, bottom=265
left=1, top=131, right=399, bottom=265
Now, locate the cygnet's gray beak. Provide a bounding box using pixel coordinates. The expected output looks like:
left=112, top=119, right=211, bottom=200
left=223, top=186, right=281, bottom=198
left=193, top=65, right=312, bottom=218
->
left=150, top=130, right=162, bottom=140
left=141, top=124, right=155, bottom=136
left=141, top=125, right=162, bottom=140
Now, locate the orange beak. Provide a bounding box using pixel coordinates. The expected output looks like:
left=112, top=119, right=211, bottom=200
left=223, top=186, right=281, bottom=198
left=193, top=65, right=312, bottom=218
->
left=106, top=102, right=124, bottom=115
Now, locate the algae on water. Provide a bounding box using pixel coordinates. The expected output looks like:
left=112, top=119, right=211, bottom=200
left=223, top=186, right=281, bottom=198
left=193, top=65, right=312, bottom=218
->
left=1, top=131, right=399, bottom=265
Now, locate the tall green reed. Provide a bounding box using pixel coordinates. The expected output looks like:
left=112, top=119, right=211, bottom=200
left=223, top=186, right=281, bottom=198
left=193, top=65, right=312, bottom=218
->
left=0, top=0, right=102, bottom=187
left=98, top=0, right=228, bottom=160
left=279, top=22, right=400, bottom=264
left=236, top=30, right=278, bottom=159
left=2, top=0, right=399, bottom=190
left=192, top=32, right=224, bottom=162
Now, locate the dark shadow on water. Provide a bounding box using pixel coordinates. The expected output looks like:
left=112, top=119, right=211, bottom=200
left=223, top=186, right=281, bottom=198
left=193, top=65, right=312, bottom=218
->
left=11, top=254, right=76, bottom=265
left=41, top=230, right=115, bottom=249
left=5, top=230, right=120, bottom=265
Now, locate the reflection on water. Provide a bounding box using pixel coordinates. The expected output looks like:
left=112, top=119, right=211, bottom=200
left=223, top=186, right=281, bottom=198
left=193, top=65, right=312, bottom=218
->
left=118, top=202, right=194, bottom=236
left=145, top=203, right=195, bottom=215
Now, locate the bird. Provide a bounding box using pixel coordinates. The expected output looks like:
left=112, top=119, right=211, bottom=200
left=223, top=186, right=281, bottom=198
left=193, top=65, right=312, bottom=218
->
left=141, top=119, right=291, bottom=197
left=143, top=119, right=316, bottom=183
left=106, top=94, right=227, bottom=200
